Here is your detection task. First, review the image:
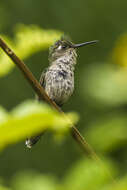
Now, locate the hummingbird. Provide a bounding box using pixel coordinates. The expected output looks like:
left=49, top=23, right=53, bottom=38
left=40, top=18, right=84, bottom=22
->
left=25, top=37, right=98, bottom=148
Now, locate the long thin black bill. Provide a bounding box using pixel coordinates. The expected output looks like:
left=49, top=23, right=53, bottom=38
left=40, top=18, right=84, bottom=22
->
left=72, top=40, right=99, bottom=48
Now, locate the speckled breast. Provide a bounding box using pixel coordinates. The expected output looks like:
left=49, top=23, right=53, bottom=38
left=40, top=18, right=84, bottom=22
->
left=45, top=68, right=74, bottom=106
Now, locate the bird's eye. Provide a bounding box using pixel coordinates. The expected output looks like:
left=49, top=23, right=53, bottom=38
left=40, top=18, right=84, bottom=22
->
left=57, top=44, right=67, bottom=50
left=57, top=45, right=62, bottom=50
left=62, top=45, right=66, bottom=49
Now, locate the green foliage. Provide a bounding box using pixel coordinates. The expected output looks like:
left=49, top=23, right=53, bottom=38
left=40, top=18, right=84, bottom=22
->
left=0, top=186, right=10, bottom=190
left=112, top=33, right=127, bottom=67
left=11, top=171, right=57, bottom=190
left=0, top=158, right=125, bottom=190
left=0, top=107, right=9, bottom=123
left=81, top=63, right=127, bottom=107
left=0, top=100, right=78, bottom=151
left=86, top=113, right=127, bottom=153
left=0, top=24, right=62, bottom=77
left=63, top=158, right=116, bottom=190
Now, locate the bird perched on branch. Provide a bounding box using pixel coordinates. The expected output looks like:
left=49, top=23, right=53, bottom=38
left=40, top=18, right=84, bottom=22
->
left=25, top=36, right=98, bottom=148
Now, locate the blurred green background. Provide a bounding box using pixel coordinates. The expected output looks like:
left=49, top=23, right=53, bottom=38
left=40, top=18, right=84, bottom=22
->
left=1, top=0, right=127, bottom=189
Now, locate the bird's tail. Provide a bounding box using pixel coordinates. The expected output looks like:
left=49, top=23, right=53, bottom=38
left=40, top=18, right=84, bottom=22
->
left=25, top=132, right=44, bottom=148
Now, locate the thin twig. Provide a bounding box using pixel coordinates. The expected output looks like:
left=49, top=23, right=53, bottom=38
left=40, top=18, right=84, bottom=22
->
left=0, top=37, right=117, bottom=183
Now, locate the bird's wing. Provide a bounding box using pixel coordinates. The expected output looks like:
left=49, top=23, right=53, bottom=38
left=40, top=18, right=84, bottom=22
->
left=39, top=68, right=47, bottom=87
left=26, top=69, right=48, bottom=148
left=36, top=68, right=47, bottom=101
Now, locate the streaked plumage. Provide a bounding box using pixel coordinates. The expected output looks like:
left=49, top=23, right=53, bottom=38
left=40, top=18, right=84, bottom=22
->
left=25, top=37, right=98, bottom=148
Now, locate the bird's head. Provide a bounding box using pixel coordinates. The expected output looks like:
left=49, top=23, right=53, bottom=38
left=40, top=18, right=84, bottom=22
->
left=49, top=36, right=98, bottom=62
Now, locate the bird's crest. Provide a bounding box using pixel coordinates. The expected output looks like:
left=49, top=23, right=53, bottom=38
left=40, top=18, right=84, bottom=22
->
left=49, top=35, right=73, bottom=58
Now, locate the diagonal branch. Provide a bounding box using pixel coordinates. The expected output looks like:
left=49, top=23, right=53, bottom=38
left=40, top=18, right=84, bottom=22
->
left=0, top=37, right=101, bottom=160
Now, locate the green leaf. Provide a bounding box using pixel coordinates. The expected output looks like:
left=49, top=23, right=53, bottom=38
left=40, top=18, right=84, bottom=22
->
left=0, top=24, right=63, bottom=77
left=0, top=186, right=11, bottom=190
left=86, top=113, right=127, bottom=153
left=0, top=106, right=9, bottom=123
left=63, top=158, right=117, bottom=190
left=11, top=171, right=57, bottom=190
left=81, top=63, right=127, bottom=107
left=103, top=175, right=127, bottom=190
left=0, top=100, right=78, bottom=151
